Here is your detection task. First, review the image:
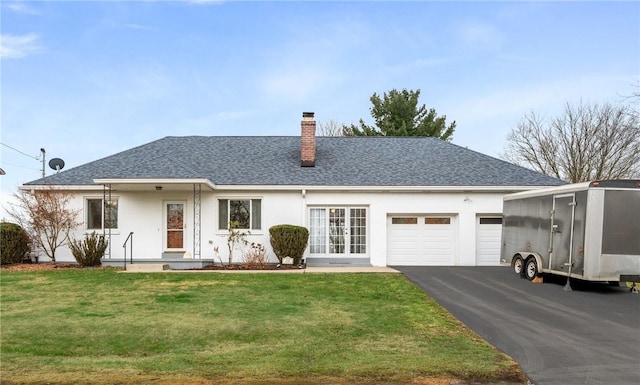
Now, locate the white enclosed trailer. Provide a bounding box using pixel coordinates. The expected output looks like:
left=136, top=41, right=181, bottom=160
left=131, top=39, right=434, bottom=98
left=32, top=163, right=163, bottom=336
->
left=501, top=180, right=640, bottom=284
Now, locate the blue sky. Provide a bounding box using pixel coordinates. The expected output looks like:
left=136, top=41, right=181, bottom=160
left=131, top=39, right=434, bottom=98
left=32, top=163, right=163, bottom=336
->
left=1, top=1, right=639, bottom=212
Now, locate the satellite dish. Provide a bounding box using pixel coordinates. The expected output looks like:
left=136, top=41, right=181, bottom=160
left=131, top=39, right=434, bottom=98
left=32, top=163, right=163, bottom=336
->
left=49, top=158, right=65, bottom=173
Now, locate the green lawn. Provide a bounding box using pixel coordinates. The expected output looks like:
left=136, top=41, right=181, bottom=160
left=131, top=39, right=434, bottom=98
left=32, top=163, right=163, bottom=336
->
left=0, top=269, right=525, bottom=384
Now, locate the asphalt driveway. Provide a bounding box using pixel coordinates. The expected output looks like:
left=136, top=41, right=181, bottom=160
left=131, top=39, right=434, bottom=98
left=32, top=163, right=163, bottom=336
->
left=395, top=266, right=640, bottom=385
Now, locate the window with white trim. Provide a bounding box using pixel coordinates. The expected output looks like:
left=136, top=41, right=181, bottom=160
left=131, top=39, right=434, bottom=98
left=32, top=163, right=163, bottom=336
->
left=218, top=199, right=261, bottom=230
left=86, top=198, right=118, bottom=230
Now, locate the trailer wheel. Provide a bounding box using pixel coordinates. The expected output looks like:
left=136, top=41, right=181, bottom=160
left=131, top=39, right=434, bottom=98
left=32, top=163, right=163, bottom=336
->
left=513, top=257, right=524, bottom=277
left=525, top=258, right=538, bottom=281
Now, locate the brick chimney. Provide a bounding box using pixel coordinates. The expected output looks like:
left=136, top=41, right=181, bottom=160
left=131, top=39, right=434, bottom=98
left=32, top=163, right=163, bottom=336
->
left=301, top=112, right=316, bottom=167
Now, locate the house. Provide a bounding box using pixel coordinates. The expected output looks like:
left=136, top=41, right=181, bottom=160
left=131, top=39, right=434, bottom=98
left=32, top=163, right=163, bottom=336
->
left=22, top=112, right=564, bottom=267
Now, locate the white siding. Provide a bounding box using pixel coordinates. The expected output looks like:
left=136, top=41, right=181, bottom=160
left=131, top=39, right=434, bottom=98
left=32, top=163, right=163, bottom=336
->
left=44, top=188, right=506, bottom=266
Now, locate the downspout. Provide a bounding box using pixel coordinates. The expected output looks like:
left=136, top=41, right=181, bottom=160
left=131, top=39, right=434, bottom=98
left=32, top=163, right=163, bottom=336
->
left=301, top=189, right=307, bottom=225
left=302, top=189, right=307, bottom=263
left=103, top=184, right=112, bottom=259
left=193, top=183, right=202, bottom=259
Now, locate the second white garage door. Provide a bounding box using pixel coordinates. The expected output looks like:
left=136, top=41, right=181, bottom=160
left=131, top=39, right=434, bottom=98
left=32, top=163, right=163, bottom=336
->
left=387, top=215, right=456, bottom=265
left=476, top=216, right=503, bottom=265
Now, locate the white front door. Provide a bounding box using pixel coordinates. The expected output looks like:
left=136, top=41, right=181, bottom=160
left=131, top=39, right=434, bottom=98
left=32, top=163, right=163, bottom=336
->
left=309, top=207, right=367, bottom=257
left=164, top=201, right=186, bottom=250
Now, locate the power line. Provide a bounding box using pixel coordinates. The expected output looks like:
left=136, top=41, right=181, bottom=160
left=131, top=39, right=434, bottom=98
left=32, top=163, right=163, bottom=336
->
left=1, top=142, right=41, bottom=160
left=2, top=161, right=41, bottom=172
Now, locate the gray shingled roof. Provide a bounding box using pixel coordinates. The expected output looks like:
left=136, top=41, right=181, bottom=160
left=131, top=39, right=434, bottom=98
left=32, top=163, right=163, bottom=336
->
left=25, top=136, right=564, bottom=187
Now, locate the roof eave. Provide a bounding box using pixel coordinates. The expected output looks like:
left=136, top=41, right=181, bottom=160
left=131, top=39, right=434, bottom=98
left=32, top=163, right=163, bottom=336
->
left=93, top=178, right=216, bottom=191
left=211, top=184, right=556, bottom=193
left=19, top=184, right=105, bottom=191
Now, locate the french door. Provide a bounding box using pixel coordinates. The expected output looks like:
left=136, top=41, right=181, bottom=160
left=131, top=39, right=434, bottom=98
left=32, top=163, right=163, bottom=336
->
left=309, top=207, right=367, bottom=257
left=165, top=201, right=186, bottom=250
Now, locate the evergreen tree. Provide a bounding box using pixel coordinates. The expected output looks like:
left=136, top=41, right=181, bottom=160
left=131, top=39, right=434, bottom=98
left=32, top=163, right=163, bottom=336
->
left=343, top=88, right=455, bottom=140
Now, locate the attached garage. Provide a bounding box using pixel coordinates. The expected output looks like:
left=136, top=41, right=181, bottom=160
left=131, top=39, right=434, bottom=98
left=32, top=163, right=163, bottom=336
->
left=475, top=216, right=503, bottom=265
left=387, top=215, right=457, bottom=265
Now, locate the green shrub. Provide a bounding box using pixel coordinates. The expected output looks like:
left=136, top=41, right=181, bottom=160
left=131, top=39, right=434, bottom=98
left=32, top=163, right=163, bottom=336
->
left=0, top=222, right=31, bottom=265
left=69, top=232, right=107, bottom=267
left=269, top=224, right=309, bottom=265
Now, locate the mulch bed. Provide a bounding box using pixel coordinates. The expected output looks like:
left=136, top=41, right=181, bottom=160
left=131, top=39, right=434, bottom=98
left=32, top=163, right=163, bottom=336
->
left=0, top=263, right=83, bottom=271
left=1, top=263, right=306, bottom=271
left=190, top=263, right=306, bottom=271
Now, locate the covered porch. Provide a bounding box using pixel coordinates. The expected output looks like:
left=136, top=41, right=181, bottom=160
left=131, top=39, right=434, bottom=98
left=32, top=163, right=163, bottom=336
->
left=95, top=178, right=216, bottom=266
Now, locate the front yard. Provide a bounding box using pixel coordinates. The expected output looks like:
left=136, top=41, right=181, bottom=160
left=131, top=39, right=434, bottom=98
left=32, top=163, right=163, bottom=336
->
left=0, top=269, right=525, bottom=384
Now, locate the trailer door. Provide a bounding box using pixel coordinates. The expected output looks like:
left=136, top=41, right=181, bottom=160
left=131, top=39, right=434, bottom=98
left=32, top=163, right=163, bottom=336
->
left=550, top=194, right=576, bottom=274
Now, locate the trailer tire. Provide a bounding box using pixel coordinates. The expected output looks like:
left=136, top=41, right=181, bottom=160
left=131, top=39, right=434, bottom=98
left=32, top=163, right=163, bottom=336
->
left=525, top=258, right=538, bottom=281
left=513, top=256, right=524, bottom=277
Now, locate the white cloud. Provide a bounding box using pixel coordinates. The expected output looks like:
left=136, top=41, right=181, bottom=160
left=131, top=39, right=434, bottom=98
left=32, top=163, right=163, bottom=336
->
left=125, top=23, right=156, bottom=32
left=213, top=109, right=259, bottom=121
left=0, top=33, right=41, bottom=59
left=384, top=57, right=451, bottom=74
left=450, top=73, right=634, bottom=125
left=257, top=17, right=372, bottom=103
left=185, top=0, right=225, bottom=5
left=453, top=21, right=504, bottom=51
left=6, top=2, right=40, bottom=15
left=261, top=68, right=332, bottom=102
left=441, top=72, right=636, bottom=157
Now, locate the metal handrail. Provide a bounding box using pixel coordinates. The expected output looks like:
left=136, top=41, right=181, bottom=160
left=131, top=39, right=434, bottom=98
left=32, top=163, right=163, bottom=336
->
left=122, top=232, right=133, bottom=270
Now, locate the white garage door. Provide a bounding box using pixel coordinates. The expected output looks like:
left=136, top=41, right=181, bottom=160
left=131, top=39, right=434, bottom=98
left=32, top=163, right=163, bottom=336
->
left=476, top=216, right=503, bottom=266
left=387, top=216, right=456, bottom=265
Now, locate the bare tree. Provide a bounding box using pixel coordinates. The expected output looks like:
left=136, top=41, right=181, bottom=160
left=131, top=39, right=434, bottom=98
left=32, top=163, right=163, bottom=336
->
left=317, top=120, right=346, bottom=136
left=502, top=102, right=640, bottom=183
left=623, top=81, right=640, bottom=119
left=7, top=187, right=81, bottom=263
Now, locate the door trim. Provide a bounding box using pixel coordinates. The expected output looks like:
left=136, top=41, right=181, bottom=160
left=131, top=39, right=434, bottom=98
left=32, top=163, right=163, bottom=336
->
left=550, top=194, right=576, bottom=274
left=307, top=206, right=369, bottom=259
left=475, top=215, right=503, bottom=266
left=164, top=200, right=186, bottom=251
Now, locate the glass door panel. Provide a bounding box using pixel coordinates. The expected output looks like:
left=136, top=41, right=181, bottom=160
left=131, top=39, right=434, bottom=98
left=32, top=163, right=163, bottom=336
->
left=350, top=208, right=367, bottom=254
left=328, top=208, right=345, bottom=254
left=310, top=208, right=327, bottom=254
left=166, top=202, right=184, bottom=249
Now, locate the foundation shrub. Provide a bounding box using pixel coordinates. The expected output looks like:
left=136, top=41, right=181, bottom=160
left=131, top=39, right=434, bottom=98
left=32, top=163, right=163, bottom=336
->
left=69, top=232, right=107, bottom=267
left=242, top=242, right=269, bottom=268
left=269, top=224, right=309, bottom=265
left=0, top=222, right=30, bottom=265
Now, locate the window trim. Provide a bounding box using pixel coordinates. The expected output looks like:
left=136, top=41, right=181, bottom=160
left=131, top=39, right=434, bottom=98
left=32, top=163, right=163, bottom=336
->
left=479, top=217, right=503, bottom=225
left=84, top=196, right=119, bottom=232
left=425, top=217, right=451, bottom=225
left=217, top=197, right=262, bottom=232
left=392, top=217, right=418, bottom=225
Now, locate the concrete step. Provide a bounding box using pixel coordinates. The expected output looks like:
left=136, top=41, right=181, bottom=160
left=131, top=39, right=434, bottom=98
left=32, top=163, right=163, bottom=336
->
left=125, top=264, right=169, bottom=272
